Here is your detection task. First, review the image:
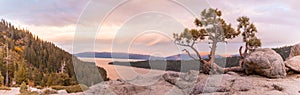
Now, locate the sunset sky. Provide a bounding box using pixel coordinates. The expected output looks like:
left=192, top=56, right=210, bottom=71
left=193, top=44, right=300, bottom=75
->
left=0, top=0, right=299, bottom=57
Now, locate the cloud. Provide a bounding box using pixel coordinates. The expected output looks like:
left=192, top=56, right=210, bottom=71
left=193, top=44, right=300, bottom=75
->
left=1, top=0, right=300, bottom=55
left=0, top=0, right=89, bottom=26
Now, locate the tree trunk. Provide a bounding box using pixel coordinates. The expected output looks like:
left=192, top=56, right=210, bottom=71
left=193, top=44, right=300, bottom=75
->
left=5, top=44, right=9, bottom=87
left=224, top=60, right=244, bottom=73
left=202, top=42, right=245, bottom=74
left=201, top=41, right=220, bottom=74
left=209, top=41, right=217, bottom=64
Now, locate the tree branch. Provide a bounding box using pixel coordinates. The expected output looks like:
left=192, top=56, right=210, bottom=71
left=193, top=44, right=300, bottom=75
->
left=239, top=46, right=244, bottom=58
left=182, top=49, right=198, bottom=61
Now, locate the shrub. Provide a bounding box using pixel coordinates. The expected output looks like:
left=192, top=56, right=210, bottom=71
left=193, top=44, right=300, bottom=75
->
left=0, top=86, right=11, bottom=90
left=47, top=73, right=71, bottom=86
left=51, top=84, right=89, bottom=93
left=50, top=85, right=65, bottom=90
left=19, top=82, right=28, bottom=93
left=65, top=84, right=89, bottom=93
left=42, top=88, right=58, bottom=94
left=19, top=91, right=38, bottom=95
left=11, top=84, right=20, bottom=87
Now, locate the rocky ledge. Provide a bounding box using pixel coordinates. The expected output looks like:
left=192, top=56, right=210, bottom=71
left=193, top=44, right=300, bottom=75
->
left=73, top=43, right=300, bottom=95
left=74, top=71, right=300, bottom=95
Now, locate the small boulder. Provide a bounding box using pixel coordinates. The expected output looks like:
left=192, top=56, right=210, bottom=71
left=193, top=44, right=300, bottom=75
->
left=289, top=43, right=300, bottom=59
left=285, top=55, right=300, bottom=73
left=245, top=48, right=286, bottom=78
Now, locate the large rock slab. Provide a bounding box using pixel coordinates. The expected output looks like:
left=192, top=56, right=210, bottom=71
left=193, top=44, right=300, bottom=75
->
left=285, top=55, right=300, bottom=73
left=162, top=70, right=198, bottom=94
left=289, top=43, right=300, bottom=59
left=245, top=48, right=286, bottom=78
left=75, top=70, right=300, bottom=95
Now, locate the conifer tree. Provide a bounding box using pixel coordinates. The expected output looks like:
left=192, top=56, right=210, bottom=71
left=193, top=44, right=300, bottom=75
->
left=234, top=16, right=262, bottom=72
left=13, top=61, right=28, bottom=85
left=0, top=71, right=4, bottom=86
left=174, top=8, right=240, bottom=74
left=237, top=16, right=261, bottom=58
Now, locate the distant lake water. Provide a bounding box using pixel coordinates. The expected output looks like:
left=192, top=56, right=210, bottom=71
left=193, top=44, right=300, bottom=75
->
left=78, top=58, right=166, bottom=80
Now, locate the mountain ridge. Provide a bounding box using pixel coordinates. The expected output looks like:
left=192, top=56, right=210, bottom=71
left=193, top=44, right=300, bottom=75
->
left=75, top=52, right=226, bottom=60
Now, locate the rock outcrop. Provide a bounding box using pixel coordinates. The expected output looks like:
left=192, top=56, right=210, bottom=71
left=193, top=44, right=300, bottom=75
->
left=289, top=43, right=300, bottom=59
left=244, top=48, right=286, bottom=78
left=162, top=70, right=198, bottom=94
left=78, top=72, right=186, bottom=95
left=285, top=55, right=300, bottom=73
left=77, top=70, right=300, bottom=95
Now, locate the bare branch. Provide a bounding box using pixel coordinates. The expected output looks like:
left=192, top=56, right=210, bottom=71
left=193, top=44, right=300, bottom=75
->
left=189, top=46, right=204, bottom=62
left=182, top=49, right=198, bottom=61
left=174, top=41, right=190, bottom=47
left=239, top=46, right=244, bottom=58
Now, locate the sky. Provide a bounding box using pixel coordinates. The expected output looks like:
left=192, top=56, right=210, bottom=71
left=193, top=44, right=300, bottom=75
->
left=0, top=0, right=299, bottom=57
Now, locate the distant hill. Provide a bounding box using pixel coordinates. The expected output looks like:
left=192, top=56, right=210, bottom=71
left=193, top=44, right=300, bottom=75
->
left=165, top=54, right=224, bottom=60
left=110, top=45, right=295, bottom=72
left=76, top=52, right=224, bottom=60
left=75, top=52, right=164, bottom=60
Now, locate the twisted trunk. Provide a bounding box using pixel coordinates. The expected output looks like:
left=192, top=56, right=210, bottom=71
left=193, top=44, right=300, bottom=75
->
left=202, top=41, right=219, bottom=74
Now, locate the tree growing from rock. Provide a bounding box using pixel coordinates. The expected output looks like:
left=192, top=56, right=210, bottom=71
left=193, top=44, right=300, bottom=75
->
left=237, top=16, right=261, bottom=58
left=174, top=8, right=240, bottom=74
left=235, top=16, right=261, bottom=71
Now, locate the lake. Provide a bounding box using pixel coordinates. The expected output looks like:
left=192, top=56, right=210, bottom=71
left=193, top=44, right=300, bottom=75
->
left=78, top=58, right=166, bottom=80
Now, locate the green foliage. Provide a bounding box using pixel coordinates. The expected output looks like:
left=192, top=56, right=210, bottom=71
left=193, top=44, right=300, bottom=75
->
left=14, top=61, right=28, bottom=85
left=237, top=16, right=261, bottom=52
left=173, top=8, right=240, bottom=66
left=47, top=73, right=71, bottom=86
left=42, top=88, right=58, bottom=94
left=51, top=84, right=88, bottom=93
left=19, top=81, right=28, bottom=93
left=174, top=8, right=239, bottom=48
left=31, top=68, right=43, bottom=86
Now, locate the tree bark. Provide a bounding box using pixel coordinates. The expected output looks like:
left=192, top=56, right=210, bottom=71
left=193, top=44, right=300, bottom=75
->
left=209, top=41, right=217, bottom=64
left=202, top=41, right=218, bottom=74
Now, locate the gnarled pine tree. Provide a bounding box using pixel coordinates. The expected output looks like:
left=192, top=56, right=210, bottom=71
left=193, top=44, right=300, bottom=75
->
left=237, top=16, right=261, bottom=58
left=222, top=16, right=262, bottom=73
left=174, top=8, right=240, bottom=74
left=237, top=16, right=262, bottom=70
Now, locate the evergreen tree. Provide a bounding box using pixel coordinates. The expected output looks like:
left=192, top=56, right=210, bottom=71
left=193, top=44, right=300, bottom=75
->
left=46, top=74, right=53, bottom=86
left=13, top=61, right=28, bottom=85
left=0, top=71, right=4, bottom=86
left=237, top=16, right=262, bottom=58
left=174, top=8, right=240, bottom=74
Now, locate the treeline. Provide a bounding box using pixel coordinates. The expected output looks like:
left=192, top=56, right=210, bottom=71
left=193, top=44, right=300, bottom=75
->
left=0, top=19, right=108, bottom=87
left=273, top=46, right=292, bottom=61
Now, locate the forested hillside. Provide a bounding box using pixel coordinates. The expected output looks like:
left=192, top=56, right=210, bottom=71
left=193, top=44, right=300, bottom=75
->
left=0, top=19, right=108, bottom=87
